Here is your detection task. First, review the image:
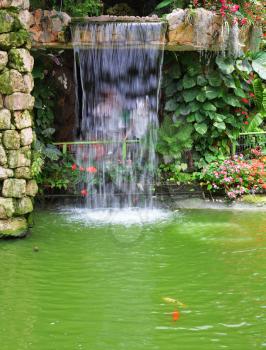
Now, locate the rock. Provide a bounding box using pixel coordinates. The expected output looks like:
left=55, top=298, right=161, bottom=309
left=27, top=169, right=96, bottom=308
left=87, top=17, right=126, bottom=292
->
left=4, top=92, right=34, bottom=110
left=0, top=10, right=21, bottom=34
left=14, top=196, right=33, bottom=214
left=26, top=179, right=38, bottom=196
left=0, top=51, right=8, bottom=70
left=20, top=127, right=32, bottom=145
left=23, top=73, right=34, bottom=92
left=13, top=109, right=32, bottom=129
left=8, top=48, right=34, bottom=72
left=2, top=178, right=26, bottom=198
left=0, top=29, right=28, bottom=50
left=3, top=130, right=20, bottom=149
left=8, top=146, right=31, bottom=168
left=0, top=197, right=14, bottom=219
left=0, top=166, right=13, bottom=179
left=18, top=10, right=34, bottom=30
left=0, top=0, right=29, bottom=10
left=0, top=217, right=28, bottom=238
left=14, top=166, right=31, bottom=179
left=0, top=145, right=7, bottom=165
left=0, top=108, right=11, bottom=129
left=0, top=69, right=25, bottom=94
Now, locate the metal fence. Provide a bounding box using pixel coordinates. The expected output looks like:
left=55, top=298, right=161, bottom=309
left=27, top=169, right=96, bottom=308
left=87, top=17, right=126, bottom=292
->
left=234, top=131, right=266, bottom=156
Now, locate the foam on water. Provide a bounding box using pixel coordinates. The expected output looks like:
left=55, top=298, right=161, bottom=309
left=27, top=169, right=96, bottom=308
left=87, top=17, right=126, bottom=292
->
left=64, top=207, right=172, bottom=226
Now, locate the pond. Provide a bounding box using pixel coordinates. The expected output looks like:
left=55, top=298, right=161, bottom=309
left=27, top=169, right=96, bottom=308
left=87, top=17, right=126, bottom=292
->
left=0, top=209, right=266, bottom=350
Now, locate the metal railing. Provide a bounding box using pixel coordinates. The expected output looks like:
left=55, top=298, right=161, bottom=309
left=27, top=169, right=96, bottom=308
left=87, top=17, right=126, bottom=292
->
left=53, top=139, right=140, bottom=160
left=234, top=131, right=266, bottom=155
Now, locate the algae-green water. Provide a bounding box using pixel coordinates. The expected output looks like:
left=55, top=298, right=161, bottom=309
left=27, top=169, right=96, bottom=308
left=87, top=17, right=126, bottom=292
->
left=0, top=209, right=265, bottom=350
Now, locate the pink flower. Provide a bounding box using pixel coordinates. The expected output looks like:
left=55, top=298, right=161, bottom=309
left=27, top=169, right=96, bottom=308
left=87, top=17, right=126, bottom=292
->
left=79, top=166, right=85, bottom=171
left=71, top=164, right=77, bottom=171
left=241, top=98, right=249, bottom=104
left=249, top=92, right=255, bottom=98
left=86, top=166, right=97, bottom=173
left=230, top=4, right=240, bottom=13
left=80, top=189, right=88, bottom=196
left=241, top=18, right=248, bottom=25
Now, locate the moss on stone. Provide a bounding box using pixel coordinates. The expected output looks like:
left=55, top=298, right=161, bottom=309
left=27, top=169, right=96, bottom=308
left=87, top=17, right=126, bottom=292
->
left=0, top=10, right=22, bottom=34
left=0, top=217, right=28, bottom=237
left=0, top=29, right=29, bottom=50
left=241, top=194, right=266, bottom=205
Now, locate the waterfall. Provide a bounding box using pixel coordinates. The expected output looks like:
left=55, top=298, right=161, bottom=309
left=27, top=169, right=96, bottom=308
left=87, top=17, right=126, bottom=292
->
left=71, top=21, right=165, bottom=208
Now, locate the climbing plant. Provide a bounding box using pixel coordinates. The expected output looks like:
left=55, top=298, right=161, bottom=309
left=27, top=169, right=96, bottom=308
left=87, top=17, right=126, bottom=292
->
left=158, top=51, right=265, bottom=169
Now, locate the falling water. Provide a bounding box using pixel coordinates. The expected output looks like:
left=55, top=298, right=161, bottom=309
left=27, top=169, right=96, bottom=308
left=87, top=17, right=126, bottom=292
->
left=71, top=21, right=166, bottom=208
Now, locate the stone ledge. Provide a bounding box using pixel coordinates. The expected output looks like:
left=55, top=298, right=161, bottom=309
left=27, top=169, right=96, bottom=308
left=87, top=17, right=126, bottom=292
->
left=0, top=217, right=28, bottom=238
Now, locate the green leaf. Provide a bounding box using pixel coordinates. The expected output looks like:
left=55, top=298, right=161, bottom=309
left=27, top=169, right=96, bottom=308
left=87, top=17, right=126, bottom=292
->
left=234, top=88, right=246, bottom=98
left=180, top=104, right=191, bottom=115
left=197, top=74, right=208, bottom=86
left=213, top=121, right=226, bottom=130
left=165, top=82, right=177, bottom=97
left=172, top=64, right=182, bottom=78
left=176, top=81, right=183, bottom=91
left=206, top=71, right=222, bottom=87
left=222, top=75, right=236, bottom=89
left=155, top=0, right=173, bottom=9
left=196, top=90, right=207, bottom=102
left=222, top=94, right=241, bottom=107
left=203, top=102, right=216, bottom=111
left=183, top=88, right=198, bottom=102
left=194, top=123, right=208, bottom=135
left=187, top=65, right=201, bottom=77
left=216, top=56, right=235, bottom=74
left=205, top=86, right=221, bottom=100
left=190, top=101, right=200, bottom=112
left=186, top=114, right=195, bottom=122
left=252, top=52, right=266, bottom=80
left=165, top=99, right=178, bottom=111
left=236, top=59, right=252, bottom=73
left=195, top=112, right=205, bottom=122
left=182, top=75, right=196, bottom=89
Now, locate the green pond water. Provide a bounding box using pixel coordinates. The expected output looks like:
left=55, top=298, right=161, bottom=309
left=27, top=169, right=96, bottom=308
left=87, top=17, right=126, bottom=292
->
left=0, top=209, right=266, bottom=350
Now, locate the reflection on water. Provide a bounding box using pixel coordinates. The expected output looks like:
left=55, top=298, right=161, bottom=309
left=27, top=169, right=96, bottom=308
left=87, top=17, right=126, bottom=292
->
left=0, top=209, right=265, bottom=350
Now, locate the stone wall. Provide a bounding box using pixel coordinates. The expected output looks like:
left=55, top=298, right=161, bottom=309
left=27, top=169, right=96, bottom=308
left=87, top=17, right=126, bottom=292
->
left=0, top=0, right=37, bottom=238
left=28, top=9, right=253, bottom=52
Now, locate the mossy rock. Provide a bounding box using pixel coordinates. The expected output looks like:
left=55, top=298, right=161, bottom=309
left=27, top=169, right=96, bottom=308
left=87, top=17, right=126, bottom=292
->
left=0, top=29, right=29, bottom=50
left=0, top=69, right=25, bottom=94
left=0, top=10, right=22, bottom=34
left=241, top=194, right=266, bottom=205
left=0, top=217, right=28, bottom=238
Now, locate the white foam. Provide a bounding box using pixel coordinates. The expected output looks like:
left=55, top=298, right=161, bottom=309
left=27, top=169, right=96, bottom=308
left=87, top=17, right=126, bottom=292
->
left=63, top=207, right=172, bottom=226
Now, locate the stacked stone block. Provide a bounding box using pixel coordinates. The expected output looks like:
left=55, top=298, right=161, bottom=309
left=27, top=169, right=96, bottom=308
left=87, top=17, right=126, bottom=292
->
left=0, top=0, right=37, bottom=237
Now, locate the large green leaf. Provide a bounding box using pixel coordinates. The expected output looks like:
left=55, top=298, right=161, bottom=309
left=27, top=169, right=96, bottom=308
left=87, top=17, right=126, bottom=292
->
left=222, top=94, right=241, bottom=107
left=203, top=102, right=216, bottom=111
left=183, top=88, right=199, bottom=102
left=236, top=59, right=252, bottom=73
left=206, top=71, right=222, bottom=87
left=165, top=99, right=178, bottom=111
left=179, top=104, right=191, bottom=115
left=182, top=75, right=196, bottom=89
left=190, top=101, right=200, bottom=112
left=187, top=65, right=201, bottom=77
left=215, top=56, right=235, bottom=74
left=252, top=52, right=266, bottom=80
left=234, top=88, right=246, bottom=98
left=196, top=90, right=207, bottom=102
left=222, top=75, right=236, bottom=89
left=213, top=121, right=226, bottom=130
left=172, top=64, right=182, bottom=78
left=197, top=74, right=208, bottom=86
left=155, top=0, right=173, bottom=9
left=194, top=123, right=208, bottom=135
left=165, top=82, right=177, bottom=97
left=205, top=86, right=221, bottom=100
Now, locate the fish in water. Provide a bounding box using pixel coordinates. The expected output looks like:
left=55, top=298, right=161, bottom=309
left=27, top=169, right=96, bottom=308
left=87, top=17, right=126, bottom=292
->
left=162, top=297, right=186, bottom=308
left=172, top=310, right=180, bottom=321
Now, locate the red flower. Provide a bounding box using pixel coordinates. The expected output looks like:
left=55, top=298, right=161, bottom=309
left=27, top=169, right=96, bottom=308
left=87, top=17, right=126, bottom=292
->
left=241, top=111, right=247, bottom=115
left=244, top=121, right=249, bottom=125
left=80, top=189, right=88, bottom=196
left=172, top=310, right=180, bottom=321
left=79, top=166, right=85, bottom=171
left=86, top=166, right=97, bottom=173
left=249, top=92, right=255, bottom=98
left=241, top=98, right=249, bottom=104
left=230, top=4, right=240, bottom=13
left=71, top=164, right=77, bottom=171
left=241, top=18, right=248, bottom=25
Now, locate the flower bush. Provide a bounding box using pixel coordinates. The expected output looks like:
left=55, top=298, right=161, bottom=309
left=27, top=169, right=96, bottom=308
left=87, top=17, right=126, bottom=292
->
left=199, top=154, right=266, bottom=199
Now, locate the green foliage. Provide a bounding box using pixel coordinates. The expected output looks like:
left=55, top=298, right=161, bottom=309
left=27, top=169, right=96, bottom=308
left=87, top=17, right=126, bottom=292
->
left=251, top=52, right=266, bottom=80
left=30, top=0, right=102, bottom=16
left=158, top=162, right=198, bottom=185
left=158, top=52, right=263, bottom=169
